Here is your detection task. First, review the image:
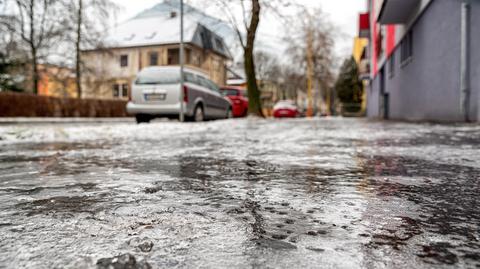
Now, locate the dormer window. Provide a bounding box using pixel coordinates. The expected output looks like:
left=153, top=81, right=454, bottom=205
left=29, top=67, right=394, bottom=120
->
left=145, top=32, right=157, bottom=40
left=124, top=34, right=135, bottom=41
left=215, top=38, right=224, bottom=51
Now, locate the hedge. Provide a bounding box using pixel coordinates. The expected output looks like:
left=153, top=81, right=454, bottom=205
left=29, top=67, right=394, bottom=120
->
left=0, top=92, right=128, bottom=117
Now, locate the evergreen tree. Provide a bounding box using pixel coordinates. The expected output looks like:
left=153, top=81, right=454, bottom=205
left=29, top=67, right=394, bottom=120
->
left=0, top=52, right=22, bottom=92
left=335, top=57, right=363, bottom=112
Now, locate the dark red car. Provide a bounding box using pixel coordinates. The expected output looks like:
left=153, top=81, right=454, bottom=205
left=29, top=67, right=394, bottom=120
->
left=273, top=100, right=300, bottom=118
left=220, top=87, right=249, bottom=117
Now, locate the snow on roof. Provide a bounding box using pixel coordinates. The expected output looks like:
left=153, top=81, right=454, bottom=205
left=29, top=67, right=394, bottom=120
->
left=104, top=14, right=231, bottom=59
left=107, top=16, right=197, bottom=48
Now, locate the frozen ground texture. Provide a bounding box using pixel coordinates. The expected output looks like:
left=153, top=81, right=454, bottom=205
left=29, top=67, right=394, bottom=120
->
left=0, top=118, right=479, bottom=269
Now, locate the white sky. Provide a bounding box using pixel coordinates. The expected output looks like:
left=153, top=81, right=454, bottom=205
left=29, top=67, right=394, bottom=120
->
left=112, top=0, right=367, bottom=61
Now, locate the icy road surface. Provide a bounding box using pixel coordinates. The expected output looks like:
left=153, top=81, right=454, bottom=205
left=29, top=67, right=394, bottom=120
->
left=0, top=118, right=479, bottom=269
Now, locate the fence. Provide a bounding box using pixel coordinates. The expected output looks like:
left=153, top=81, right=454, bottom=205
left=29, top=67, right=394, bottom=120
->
left=0, top=92, right=128, bottom=117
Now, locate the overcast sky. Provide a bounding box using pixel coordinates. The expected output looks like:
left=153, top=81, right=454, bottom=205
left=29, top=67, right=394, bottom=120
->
left=112, top=0, right=367, bottom=61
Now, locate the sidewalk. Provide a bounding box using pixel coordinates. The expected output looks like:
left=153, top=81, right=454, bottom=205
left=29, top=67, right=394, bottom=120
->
left=0, top=117, right=135, bottom=125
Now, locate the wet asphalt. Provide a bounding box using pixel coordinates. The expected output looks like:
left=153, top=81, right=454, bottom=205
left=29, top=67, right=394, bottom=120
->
left=0, top=118, right=479, bottom=269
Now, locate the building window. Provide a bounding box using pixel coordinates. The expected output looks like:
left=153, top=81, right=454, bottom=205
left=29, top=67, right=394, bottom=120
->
left=149, top=52, right=158, bottom=66
left=388, top=52, right=395, bottom=78
left=167, top=48, right=179, bottom=65
left=215, top=38, right=224, bottom=51
left=376, top=27, right=385, bottom=59
left=121, top=84, right=129, bottom=97
left=401, top=31, right=413, bottom=65
left=120, top=55, right=128, bottom=67
left=113, top=84, right=120, bottom=97
left=113, top=83, right=129, bottom=98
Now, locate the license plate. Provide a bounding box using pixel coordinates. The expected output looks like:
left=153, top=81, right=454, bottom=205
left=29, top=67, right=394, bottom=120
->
left=144, top=93, right=166, bottom=101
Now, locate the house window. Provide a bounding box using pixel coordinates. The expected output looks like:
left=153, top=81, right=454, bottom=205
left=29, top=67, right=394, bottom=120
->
left=113, top=83, right=129, bottom=98
left=185, top=49, right=191, bottom=65
left=113, top=84, right=120, bottom=97
left=167, top=48, right=179, bottom=65
left=215, top=38, right=224, bottom=51
left=120, top=55, right=128, bottom=67
left=401, top=31, right=413, bottom=65
left=149, top=52, right=158, bottom=66
left=121, top=84, right=129, bottom=97
left=388, top=52, right=395, bottom=78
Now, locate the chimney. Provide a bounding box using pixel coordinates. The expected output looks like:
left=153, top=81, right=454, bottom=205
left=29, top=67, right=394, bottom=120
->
left=170, top=11, right=177, bottom=18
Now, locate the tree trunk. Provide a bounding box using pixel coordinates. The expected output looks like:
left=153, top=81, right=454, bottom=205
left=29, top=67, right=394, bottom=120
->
left=31, top=47, right=38, bottom=94
left=29, top=0, right=38, bottom=94
left=75, top=0, right=83, bottom=98
left=244, top=0, right=263, bottom=117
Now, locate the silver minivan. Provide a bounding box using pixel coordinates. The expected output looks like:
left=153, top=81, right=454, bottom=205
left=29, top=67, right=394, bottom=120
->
left=127, top=66, right=232, bottom=123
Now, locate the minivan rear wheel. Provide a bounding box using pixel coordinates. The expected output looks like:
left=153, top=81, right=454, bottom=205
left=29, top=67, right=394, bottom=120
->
left=193, top=105, right=204, bottom=122
left=135, top=115, right=151, bottom=124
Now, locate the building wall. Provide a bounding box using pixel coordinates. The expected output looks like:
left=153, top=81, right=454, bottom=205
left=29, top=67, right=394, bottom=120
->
left=471, top=1, right=480, bottom=122
left=81, top=44, right=228, bottom=100
left=367, top=74, right=380, bottom=117
left=369, top=0, right=476, bottom=122
left=37, top=66, right=77, bottom=98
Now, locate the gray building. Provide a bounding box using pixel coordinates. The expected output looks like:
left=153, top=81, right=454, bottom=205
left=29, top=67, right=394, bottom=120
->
left=366, top=0, right=480, bottom=122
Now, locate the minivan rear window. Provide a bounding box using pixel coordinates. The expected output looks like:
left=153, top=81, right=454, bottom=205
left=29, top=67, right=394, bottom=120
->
left=135, top=69, right=180, bottom=85
left=184, top=72, right=197, bottom=84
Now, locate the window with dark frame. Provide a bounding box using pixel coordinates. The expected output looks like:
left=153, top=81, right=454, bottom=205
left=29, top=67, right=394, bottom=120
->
left=215, top=38, right=224, bottom=51
left=388, top=52, right=395, bottom=78
left=167, top=48, right=179, bottom=65
left=113, top=84, right=120, bottom=97
left=120, top=55, right=128, bottom=67
left=121, top=84, right=129, bottom=97
left=149, top=52, right=158, bottom=66
left=401, top=31, right=413, bottom=65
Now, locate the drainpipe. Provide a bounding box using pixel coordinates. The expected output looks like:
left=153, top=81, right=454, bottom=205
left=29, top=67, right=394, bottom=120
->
left=460, top=0, right=471, bottom=122
left=179, top=0, right=185, bottom=122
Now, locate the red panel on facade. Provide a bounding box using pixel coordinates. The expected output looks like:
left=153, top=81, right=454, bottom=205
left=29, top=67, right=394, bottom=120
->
left=359, top=12, right=370, bottom=38
left=359, top=13, right=370, bottom=30
left=386, top=25, right=396, bottom=56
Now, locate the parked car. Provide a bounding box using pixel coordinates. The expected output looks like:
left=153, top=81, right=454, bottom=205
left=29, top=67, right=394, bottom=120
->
left=127, top=66, right=233, bottom=123
left=273, top=100, right=300, bottom=118
left=220, top=86, right=248, bottom=117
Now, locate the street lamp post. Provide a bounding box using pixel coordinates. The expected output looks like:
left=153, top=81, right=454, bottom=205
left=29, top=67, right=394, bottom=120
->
left=179, top=0, right=185, bottom=122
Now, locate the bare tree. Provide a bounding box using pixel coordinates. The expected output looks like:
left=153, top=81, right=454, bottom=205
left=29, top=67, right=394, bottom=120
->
left=284, top=7, right=337, bottom=113
left=63, top=0, right=118, bottom=98
left=208, top=0, right=290, bottom=117
left=8, top=0, right=65, bottom=94
left=255, top=50, right=281, bottom=83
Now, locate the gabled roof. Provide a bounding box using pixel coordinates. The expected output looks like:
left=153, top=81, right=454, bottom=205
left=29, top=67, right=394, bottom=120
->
left=133, top=0, right=234, bottom=39
left=102, top=3, right=232, bottom=59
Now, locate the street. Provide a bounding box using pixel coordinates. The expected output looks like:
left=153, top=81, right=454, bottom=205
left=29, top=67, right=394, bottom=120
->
left=0, top=118, right=479, bottom=269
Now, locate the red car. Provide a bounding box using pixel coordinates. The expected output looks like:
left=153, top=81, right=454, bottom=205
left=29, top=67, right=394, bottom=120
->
left=273, top=100, right=300, bottom=118
left=220, top=87, right=249, bottom=117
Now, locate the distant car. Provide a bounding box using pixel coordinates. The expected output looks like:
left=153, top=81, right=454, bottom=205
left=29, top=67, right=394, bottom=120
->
left=220, top=87, right=248, bottom=117
left=127, top=66, right=233, bottom=123
left=273, top=100, right=299, bottom=118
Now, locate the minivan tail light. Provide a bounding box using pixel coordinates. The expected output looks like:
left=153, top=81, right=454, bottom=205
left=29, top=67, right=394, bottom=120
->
left=183, top=85, right=189, bottom=103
